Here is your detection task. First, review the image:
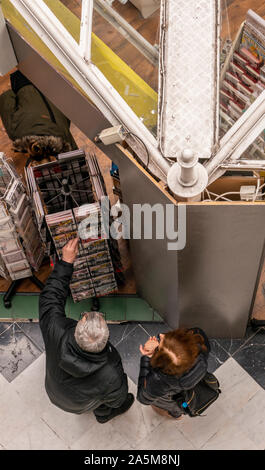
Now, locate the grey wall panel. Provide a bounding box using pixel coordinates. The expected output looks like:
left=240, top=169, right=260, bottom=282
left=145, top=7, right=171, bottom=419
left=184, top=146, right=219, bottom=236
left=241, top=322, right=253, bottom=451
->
left=111, top=148, right=180, bottom=329
left=178, top=205, right=265, bottom=337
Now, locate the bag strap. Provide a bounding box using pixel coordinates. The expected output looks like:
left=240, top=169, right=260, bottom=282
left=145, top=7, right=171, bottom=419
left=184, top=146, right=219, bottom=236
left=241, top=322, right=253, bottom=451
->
left=203, top=372, right=221, bottom=391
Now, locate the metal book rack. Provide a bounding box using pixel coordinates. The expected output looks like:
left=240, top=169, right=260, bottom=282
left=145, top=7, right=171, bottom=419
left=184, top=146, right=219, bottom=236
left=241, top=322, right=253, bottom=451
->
left=0, top=153, right=44, bottom=308
left=25, top=149, right=123, bottom=305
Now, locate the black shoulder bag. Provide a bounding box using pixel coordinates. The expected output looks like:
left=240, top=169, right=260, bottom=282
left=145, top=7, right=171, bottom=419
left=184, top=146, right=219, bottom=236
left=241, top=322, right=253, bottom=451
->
left=176, top=372, right=221, bottom=417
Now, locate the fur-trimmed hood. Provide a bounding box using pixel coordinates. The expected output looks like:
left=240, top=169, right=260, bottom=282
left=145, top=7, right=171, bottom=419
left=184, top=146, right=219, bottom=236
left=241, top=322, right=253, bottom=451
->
left=13, top=135, right=71, bottom=158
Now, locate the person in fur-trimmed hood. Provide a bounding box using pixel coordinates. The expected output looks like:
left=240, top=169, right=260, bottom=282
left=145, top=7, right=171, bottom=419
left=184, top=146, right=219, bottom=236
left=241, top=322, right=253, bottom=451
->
left=0, top=70, right=77, bottom=162
left=137, top=327, right=211, bottom=418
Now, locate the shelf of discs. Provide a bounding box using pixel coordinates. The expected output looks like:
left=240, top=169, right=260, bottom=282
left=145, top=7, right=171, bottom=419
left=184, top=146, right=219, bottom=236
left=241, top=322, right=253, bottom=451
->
left=220, top=9, right=265, bottom=160
left=25, top=149, right=123, bottom=302
left=0, top=153, right=45, bottom=282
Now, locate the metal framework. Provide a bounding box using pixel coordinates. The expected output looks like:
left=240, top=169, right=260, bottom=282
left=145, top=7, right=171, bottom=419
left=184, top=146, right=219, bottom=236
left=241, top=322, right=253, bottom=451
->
left=8, top=0, right=170, bottom=182
left=158, top=0, right=221, bottom=161
left=1, top=0, right=265, bottom=198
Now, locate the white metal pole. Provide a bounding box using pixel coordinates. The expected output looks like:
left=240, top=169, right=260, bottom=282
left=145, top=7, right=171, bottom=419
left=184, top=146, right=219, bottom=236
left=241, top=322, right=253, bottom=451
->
left=79, top=0, right=94, bottom=62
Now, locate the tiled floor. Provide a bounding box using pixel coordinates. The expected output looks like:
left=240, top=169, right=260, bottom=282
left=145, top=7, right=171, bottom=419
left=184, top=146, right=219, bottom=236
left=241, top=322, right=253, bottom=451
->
left=0, top=320, right=265, bottom=450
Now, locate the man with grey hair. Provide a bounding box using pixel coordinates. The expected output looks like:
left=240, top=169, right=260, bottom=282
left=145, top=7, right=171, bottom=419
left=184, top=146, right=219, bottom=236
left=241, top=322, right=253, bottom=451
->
left=39, top=238, right=134, bottom=423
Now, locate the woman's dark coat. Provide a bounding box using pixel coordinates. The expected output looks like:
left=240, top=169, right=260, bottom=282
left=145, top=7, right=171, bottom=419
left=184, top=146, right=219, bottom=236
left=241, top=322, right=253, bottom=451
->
left=137, top=328, right=210, bottom=417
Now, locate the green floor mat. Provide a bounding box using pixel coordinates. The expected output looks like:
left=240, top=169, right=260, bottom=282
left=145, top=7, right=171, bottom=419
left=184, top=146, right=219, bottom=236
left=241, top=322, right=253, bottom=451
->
left=0, top=294, right=162, bottom=322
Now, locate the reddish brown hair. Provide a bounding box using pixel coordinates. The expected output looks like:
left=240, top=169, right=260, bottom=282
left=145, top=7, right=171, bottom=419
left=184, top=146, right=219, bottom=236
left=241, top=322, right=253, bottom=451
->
left=150, top=328, right=207, bottom=376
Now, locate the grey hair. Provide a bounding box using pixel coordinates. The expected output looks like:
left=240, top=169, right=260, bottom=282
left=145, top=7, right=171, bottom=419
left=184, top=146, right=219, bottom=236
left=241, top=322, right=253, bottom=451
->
left=74, top=312, right=109, bottom=353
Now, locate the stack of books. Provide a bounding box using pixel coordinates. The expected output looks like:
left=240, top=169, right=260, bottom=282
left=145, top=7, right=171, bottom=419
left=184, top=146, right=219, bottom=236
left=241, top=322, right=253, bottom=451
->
left=46, top=203, right=117, bottom=301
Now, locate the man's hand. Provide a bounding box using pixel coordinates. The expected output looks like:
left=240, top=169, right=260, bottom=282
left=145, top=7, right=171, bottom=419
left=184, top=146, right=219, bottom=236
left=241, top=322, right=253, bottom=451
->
left=62, top=238, right=79, bottom=264
left=139, top=336, right=159, bottom=357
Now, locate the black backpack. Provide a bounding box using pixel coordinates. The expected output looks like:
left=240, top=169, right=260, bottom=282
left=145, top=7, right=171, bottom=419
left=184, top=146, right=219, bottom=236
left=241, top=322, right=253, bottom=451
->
left=176, top=372, right=221, bottom=417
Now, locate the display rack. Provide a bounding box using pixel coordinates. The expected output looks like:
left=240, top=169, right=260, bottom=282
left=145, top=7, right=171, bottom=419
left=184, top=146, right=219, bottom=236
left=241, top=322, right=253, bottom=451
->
left=25, top=149, right=123, bottom=303
left=0, top=153, right=45, bottom=308
left=220, top=10, right=265, bottom=159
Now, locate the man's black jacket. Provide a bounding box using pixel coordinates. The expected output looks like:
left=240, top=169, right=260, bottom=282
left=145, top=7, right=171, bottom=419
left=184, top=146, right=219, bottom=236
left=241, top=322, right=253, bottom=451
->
left=39, top=260, right=128, bottom=413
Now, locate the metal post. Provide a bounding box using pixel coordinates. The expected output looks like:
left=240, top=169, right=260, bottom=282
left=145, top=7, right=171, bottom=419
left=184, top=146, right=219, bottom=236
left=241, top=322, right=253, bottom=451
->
left=167, top=149, right=208, bottom=198
left=79, top=0, right=94, bottom=62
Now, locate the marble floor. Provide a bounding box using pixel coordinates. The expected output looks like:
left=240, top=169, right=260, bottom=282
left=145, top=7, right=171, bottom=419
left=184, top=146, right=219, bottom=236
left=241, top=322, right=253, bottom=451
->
left=0, top=320, right=265, bottom=450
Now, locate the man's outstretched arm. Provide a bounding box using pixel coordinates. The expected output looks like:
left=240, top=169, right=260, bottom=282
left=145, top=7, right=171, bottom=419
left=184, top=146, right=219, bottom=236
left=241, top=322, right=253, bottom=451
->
left=39, top=238, right=79, bottom=327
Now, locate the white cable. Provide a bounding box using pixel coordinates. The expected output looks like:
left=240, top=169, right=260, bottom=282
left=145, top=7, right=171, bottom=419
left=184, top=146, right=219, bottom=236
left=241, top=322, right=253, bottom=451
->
left=209, top=190, right=231, bottom=201
left=253, top=178, right=261, bottom=202
left=207, top=184, right=264, bottom=202
left=253, top=181, right=265, bottom=197
left=256, top=181, right=265, bottom=192
left=214, top=191, right=241, bottom=201
left=205, top=189, right=211, bottom=200
left=204, top=180, right=265, bottom=203
left=203, top=189, right=232, bottom=202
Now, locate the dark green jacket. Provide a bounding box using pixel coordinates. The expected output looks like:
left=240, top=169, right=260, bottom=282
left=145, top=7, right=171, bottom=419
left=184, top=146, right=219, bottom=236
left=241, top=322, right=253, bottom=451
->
left=39, top=260, right=128, bottom=414
left=0, top=85, right=77, bottom=148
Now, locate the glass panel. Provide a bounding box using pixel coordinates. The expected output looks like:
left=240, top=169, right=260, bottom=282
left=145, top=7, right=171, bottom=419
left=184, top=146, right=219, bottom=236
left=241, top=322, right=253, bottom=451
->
left=239, top=131, right=265, bottom=160
left=56, top=0, right=159, bottom=134
left=42, top=0, right=80, bottom=42
left=101, top=0, right=159, bottom=83
left=2, top=0, right=158, bottom=136
left=219, top=0, right=265, bottom=160
left=91, top=0, right=159, bottom=135
left=1, top=0, right=79, bottom=88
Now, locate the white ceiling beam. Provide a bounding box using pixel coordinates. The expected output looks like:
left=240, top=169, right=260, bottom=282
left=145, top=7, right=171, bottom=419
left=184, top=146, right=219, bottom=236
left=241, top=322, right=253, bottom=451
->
left=79, top=0, right=94, bottom=62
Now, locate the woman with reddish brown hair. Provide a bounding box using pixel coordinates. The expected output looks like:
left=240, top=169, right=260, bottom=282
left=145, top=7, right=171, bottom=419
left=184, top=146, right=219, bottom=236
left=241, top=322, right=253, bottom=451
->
left=137, top=327, right=211, bottom=418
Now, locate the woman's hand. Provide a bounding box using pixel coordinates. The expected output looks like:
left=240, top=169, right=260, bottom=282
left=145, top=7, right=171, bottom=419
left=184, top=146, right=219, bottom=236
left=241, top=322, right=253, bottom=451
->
left=139, top=336, right=159, bottom=357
